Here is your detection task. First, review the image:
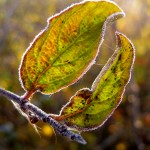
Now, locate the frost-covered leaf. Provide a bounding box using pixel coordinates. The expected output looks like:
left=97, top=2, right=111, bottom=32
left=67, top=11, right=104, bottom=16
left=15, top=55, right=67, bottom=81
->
left=51, top=32, right=135, bottom=131
left=19, top=0, right=124, bottom=96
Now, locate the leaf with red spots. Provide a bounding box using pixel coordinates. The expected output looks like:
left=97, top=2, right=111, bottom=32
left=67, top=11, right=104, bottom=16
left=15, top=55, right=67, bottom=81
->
left=19, top=0, right=124, bottom=98
left=50, top=32, right=135, bottom=131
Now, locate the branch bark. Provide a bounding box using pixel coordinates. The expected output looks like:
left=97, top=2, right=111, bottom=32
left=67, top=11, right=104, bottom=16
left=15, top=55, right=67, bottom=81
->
left=0, top=87, right=86, bottom=145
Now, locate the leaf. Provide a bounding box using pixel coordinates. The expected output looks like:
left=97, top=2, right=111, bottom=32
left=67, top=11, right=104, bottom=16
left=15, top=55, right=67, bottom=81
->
left=19, top=0, right=125, bottom=96
left=50, top=32, right=135, bottom=131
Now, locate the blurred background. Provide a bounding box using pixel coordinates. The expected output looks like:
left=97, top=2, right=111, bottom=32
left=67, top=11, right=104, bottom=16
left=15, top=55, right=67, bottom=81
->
left=0, top=0, right=149, bottom=149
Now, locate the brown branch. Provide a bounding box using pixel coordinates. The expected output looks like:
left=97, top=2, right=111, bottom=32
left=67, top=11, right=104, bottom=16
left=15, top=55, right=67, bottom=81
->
left=0, top=87, right=86, bottom=145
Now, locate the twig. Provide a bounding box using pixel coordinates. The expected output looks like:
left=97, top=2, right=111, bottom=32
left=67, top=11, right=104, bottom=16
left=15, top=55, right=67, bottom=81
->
left=0, top=87, right=86, bottom=145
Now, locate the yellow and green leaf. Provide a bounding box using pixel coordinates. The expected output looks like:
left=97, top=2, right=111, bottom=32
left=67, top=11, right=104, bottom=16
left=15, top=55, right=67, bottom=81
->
left=19, top=0, right=124, bottom=97
left=51, top=32, right=135, bottom=131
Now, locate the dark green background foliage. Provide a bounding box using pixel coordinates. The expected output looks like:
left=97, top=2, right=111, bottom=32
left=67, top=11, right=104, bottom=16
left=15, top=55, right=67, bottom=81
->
left=0, top=0, right=149, bottom=149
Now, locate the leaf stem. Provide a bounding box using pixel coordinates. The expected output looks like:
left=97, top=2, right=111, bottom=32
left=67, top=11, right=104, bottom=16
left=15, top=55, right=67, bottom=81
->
left=22, top=86, right=36, bottom=101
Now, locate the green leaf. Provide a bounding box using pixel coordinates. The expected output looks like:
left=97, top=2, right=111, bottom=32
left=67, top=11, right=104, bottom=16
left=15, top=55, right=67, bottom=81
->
left=19, top=0, right=124, bottom=96
left=51, top=32, right=135, bottom=131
